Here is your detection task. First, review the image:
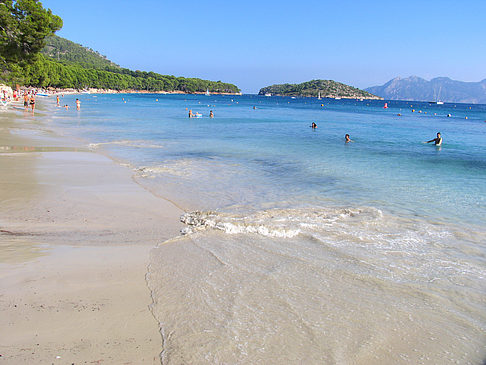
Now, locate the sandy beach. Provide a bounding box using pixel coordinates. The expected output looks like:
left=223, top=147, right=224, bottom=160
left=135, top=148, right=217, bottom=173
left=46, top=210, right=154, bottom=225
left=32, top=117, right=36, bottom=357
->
left=0, top=103, right=183, bottom=363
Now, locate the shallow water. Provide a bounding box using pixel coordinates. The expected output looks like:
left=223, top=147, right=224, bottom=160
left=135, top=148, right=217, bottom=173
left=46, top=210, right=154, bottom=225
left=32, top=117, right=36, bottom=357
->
left=47, top=94, right=486, bottom=364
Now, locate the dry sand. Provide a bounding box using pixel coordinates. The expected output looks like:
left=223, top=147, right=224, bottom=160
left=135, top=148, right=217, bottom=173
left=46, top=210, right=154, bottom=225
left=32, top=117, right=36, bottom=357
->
left=0, top=104, right=184, bottom=363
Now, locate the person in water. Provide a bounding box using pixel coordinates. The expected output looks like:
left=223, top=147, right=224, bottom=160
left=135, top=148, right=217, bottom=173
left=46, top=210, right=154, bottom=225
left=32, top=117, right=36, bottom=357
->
left=29, top=94, right=36, bottom=111
left=23, top=93, right=29, bottom=109
left=345, top=134, right=353, bottom=143
left=75, top=98, right=81, bottom=110
left=209, top=110, right=214, bottom=118
left=311, top=122, right=317, bottom=129
left=426, top=132, right=442, bottom=146
left=188, top=109, right=193, bottom=118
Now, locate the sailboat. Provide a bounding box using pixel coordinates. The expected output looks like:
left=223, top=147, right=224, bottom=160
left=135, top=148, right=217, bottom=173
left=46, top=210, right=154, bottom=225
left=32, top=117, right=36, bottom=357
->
left=429, top=86, right=444, bottom=104
left=317, top=91, right=322, bottom=100
left=205, top=88, right=210, bottom=96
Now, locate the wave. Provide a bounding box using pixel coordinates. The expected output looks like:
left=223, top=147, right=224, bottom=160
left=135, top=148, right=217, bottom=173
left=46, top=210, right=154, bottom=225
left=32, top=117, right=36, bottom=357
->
left=88, top=139, right=165, bottom=150
left=180, top=206, right=383, bottom=238
left=179, top=206, right=486, bottom=282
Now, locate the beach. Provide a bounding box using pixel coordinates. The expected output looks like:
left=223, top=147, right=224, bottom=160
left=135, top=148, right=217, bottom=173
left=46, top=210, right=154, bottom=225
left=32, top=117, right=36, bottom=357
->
left=1, top=94, right=485, bottom=364
left=0, top=102, right=183, bottom=363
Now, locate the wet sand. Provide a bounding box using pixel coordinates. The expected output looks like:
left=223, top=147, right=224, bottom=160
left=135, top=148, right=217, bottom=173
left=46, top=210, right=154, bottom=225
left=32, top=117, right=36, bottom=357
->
left=0, top=105, right=183, bottom=363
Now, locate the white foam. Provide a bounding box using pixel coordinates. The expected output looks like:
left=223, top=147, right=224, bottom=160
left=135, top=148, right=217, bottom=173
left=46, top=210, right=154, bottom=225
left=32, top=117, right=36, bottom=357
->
left=88, top=140, right=164, bottom=150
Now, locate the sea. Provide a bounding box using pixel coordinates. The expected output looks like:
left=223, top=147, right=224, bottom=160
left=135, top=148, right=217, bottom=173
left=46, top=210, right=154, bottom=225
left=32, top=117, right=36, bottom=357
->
left=47, top=93, right=485, bottom=364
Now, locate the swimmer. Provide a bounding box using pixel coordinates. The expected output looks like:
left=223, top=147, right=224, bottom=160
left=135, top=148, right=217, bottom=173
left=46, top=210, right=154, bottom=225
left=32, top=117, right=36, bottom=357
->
left=75, top=98, right=81, bottom=110
left=425, top=132, right=442, bottom=146
left=311, top=122, right=317, bottom=129
left=64, top=104, right=69, bottom=110
left=345, top=134, right=353, bottom=143
left=209, top=110, right=214, bottom=118
left=188, top=109, right=193, bottom=118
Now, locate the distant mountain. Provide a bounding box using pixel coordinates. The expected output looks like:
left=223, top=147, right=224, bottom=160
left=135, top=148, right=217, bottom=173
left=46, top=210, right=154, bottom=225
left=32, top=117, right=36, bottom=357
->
left=259, top=79, right=381, bottom=99
left=366, top=76, right=486, bottom=104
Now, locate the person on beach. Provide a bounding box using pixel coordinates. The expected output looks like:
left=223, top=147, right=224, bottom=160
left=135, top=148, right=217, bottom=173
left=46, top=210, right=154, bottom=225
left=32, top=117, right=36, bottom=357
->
left=209, top=110, right=214, bottom=118
left=76, top=99, right=81, bottom=110
left=311, top=122, right=317, bottom=129
left=23, top=93, right=29, bottom=109
left=29, top=94, right=35, bottom=111
left=345, top=134, right=353, bottom=143
left=425, top=132, right=442, bottom=146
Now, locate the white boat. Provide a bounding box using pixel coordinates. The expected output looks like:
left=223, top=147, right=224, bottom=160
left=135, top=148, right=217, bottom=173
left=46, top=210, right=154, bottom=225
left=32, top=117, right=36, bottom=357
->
left=317, top=91, right=321, bottom=100
left=429, top=86, right=443, bottom=104
left=334, top=96, right=341, bottom=100
left=265, top=93, right=272, bottom=97
left=205, top=89, right=210, bottom=96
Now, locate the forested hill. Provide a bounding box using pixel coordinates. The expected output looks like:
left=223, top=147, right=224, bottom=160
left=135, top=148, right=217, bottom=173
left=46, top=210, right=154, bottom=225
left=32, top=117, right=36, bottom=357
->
left=259, top=80, right=381, bottom=99
left=41, top=35, right=119, bottom=70
left=26, top=35, right=240, bottom=93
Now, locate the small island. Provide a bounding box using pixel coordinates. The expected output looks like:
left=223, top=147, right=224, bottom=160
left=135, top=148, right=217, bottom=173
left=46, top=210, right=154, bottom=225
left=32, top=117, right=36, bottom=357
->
left=258, top=79, right=381, bottom=99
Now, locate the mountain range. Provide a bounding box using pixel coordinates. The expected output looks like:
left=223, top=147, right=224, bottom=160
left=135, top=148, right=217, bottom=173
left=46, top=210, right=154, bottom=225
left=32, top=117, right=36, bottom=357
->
left=366, top=76, right=486, bottom=104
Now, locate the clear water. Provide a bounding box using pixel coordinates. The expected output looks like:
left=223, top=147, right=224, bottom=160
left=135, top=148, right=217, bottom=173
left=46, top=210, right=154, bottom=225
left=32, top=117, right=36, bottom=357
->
left=49, top=94, right=486, bottom=364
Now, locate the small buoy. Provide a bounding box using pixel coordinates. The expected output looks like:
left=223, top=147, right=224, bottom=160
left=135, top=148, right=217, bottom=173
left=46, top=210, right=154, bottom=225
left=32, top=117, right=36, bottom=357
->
left=155, top=99, right=158, bottom=101
left=412, top=109, right=415, bottom=112
left=465, top=116, right=468, bottom=119
left=321, top=104, right=324, bottom=107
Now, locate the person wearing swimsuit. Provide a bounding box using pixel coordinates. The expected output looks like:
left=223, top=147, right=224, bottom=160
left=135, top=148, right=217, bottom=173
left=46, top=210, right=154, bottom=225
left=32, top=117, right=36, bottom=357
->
left=29, top=95, right=35, bottom=111
left=426, top=132, right=442, bottom=146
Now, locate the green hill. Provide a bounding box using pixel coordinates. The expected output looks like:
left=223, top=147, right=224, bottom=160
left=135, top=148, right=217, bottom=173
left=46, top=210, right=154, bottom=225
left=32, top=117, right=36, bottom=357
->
left=23, top=35, right=240, bottom=94
left=41, top=35, right=119, bottom=70
left=259, top=79, right=380, bottom=99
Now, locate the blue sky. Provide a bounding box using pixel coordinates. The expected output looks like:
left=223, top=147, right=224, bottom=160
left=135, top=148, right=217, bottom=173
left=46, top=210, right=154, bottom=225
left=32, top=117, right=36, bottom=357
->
left=41, top=0, right=486, bottom=93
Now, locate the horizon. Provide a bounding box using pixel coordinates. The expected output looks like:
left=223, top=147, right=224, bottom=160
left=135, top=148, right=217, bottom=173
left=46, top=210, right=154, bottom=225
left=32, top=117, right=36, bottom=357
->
left=41, top=0, right=486, bottom=94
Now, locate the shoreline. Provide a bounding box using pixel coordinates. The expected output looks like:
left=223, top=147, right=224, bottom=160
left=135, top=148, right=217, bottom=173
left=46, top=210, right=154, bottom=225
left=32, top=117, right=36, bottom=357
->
left=0, top=99, right=184, bottom=363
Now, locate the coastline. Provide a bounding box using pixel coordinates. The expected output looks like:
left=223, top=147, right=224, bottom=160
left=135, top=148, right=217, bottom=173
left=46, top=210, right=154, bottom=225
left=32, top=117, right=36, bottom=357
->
left=0, top=100, right=183, bottom=363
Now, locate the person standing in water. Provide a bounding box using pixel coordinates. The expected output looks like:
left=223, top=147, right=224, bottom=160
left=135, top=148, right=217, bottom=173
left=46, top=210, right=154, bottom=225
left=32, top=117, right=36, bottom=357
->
left=426, top=132, right=442, bottom=146
left=76, top=98, right=81, bottom=110
left=23, top=92, right=29, bottom=109
left=209, top=110, right=214, bottom=118
left=29, top=94, right=36, bottom=112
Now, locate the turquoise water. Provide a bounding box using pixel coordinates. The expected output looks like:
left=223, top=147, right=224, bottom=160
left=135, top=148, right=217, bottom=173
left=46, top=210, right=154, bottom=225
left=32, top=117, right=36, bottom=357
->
left=49, top=94, right=486, bottom=364
left=53, top=93, right=485, bottom=225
